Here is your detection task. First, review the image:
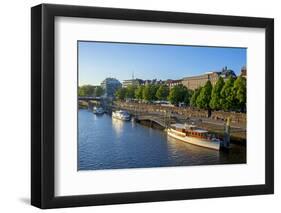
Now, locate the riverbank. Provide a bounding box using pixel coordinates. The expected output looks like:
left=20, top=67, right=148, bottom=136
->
left=114, top=101, right=247, bottom=145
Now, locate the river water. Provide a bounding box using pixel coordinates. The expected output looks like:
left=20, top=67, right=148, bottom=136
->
left=78, top=109, right=246, bottom=171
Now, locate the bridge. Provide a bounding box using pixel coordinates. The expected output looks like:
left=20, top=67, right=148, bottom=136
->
left=78, top=96, right=101, bottom=101
left=78, top=96, right=112, bottom=111
left=134, top=114, right=176, bottom=128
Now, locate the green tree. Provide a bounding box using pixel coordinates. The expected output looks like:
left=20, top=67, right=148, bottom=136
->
left=196, top=80, right=213, bottom=110
left=220, top=76, right=236, bottom=111
left=125, top=85, right=136, bottom=99
left=190, top=87, right=202, bottom=108
left=156, top=85, right=169, bottom=100
left=233, top=76, right=246, bottom=112
left=135, top=85, right=144, bottom=100
left=184, top=89, right=193, bottom=106
left=210, top=77, right=225, bottom=110
left=78, top=85, right=95, bottom=97
left=152, top=84, right=159, bottom=100
left=168, top=84, right=188, bottom=105
left=94, top=86, right=104, bottom=97
left=142, top=84, right=154, bottom=101
left=115, top=87, right=127, bottom=100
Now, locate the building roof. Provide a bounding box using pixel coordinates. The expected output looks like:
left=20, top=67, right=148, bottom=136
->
left=182, top=67, right=236, bottom=80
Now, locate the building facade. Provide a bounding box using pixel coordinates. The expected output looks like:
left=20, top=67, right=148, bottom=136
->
left=122, top=78, right=144, bottom=88
left=181, top=67, right=237, bottom=90
left=101, top=78, right=121, bottom=97
left=166, top=79, right=182, bottom=88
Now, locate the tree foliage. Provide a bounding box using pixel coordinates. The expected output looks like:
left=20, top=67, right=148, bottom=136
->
left=220, top=76, right=236, bottom=111
left=94, top=86, right=104, bottom=97
left=115, top=87, right=127, bottom=100
left=210, top=77, right=225, bottom=110
left=190, top=87, right=202, bottom=108
left=151, top=84, right=160, bottom=100
left=78, top=85, right=95, bottom=97
left=142, top=84, right=154, bottom=101
left=125, top=85, right=136, bottom=99
left=184, top=89, right=193, bottom=106
left=135, top=85, right=144, bottom=100
left=168, top=84, right=189, bottom=105
left=156, top=85, right=169, bottom=100
left=196, top=80, right=213, bottom=109
left=233, top=76, right=246, bottom=112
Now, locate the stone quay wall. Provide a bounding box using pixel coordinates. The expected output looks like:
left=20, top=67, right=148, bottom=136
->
left=114, top=101, right=246, bottom=125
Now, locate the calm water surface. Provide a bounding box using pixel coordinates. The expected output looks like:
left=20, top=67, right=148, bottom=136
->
left=78, top=109, right=246, bottom=170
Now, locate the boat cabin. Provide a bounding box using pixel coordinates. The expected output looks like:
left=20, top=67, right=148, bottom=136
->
left=170, top=123, right=209, bottom=139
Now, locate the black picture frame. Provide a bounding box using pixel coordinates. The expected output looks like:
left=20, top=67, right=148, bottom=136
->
left=31, top=3, right=274, bottom=209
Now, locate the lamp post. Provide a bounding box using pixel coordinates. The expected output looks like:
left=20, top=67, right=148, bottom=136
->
left=223, top=117, right=231, bottom=149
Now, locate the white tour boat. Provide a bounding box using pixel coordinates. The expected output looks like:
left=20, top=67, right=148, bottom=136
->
left=167, top=123, right=221, bottom=150
left=112, top=110, right=131, bottom=121
left=93, top=107, right=104, bottom=114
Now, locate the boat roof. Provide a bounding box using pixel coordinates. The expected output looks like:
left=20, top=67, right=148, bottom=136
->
left=171, top=123, right=197, bottom=129
left=116, top=110, right=128, bottom=113
left=171, top=123, right=186, bottom=129
left=171, top=123, right=208, bottom=133
left=192, top=129, right=208, bottom=133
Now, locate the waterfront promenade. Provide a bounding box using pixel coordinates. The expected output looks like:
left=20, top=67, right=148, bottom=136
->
left=78, top=99, right=246, bottom=143
left=114, top=101, right=246, bottom=143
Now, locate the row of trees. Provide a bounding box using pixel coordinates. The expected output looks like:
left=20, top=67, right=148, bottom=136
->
left=115, top=84, right=193, bottom=106
left=78, top=85, right=104, bottom=97
left=190, top=76, right=246, bottom=112
left=115, top=76, right=246, bottom=112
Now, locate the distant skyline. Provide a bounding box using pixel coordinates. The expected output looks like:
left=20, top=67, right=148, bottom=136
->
left=78, top=41, right=246, bottom=86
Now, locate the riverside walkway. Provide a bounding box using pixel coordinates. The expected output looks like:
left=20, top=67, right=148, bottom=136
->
left=114, top=101, right=247, bottom=142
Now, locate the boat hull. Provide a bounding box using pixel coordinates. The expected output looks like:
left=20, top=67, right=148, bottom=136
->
left=93, top=107, right=104, bottom=114
left=112, top=112, right=131, bottom=121
left=167, top=129, right=220, bottom=150
left=93, top=111, right=104, bottom=115
left=112, top=115, right=130, bottom=121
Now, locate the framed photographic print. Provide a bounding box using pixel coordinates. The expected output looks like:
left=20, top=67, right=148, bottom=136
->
left=31, top=3, right=274, bottom=209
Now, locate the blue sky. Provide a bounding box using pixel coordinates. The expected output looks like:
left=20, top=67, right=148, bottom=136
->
left=78, top=41, right=246, bottom=86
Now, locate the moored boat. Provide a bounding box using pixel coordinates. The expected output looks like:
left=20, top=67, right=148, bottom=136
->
left=93, top=107, right=104, bottom=114
left=167, top=123, right=221, bottom=150
left=112, top=110, right=131, bottom=121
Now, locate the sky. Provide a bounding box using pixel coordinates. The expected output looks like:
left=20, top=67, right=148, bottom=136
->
left=78, top=41, right=246, bottom=86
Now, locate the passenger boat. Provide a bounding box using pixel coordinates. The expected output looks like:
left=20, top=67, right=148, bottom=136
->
left=93, top=107, right=104, bottom=114
left=112, top=110, right=131, bottom=121
left=167, top=123, right=221, bottom=150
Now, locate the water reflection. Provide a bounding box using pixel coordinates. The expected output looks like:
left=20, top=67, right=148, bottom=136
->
left=167, top=136, right=220, bottom=157
left=112, top=117, right=125, bottom=137
left=166, top=135, right=220, bottom=166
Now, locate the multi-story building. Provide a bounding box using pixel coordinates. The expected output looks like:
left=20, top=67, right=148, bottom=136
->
left=141, top=79, right=166, bottom=86
left=100, top=78, right=121, bottom=97
left=165, top=79, right=182, bottom=88
left=181, top=67, right=237, bottom=90
left=122, top=78, right=144, bottom=88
